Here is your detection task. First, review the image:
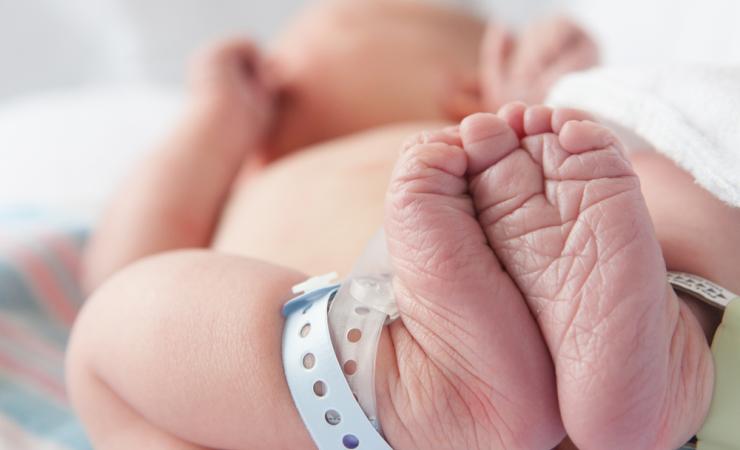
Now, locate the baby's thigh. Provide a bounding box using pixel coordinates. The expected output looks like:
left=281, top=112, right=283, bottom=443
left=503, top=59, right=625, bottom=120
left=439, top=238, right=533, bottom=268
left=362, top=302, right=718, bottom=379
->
left=66, top=250, right=312, bottom=449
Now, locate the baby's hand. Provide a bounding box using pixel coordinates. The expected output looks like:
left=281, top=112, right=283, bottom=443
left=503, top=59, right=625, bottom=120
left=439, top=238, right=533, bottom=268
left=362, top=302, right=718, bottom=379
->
left=188, top=38, right=276, bottom=151
left=481, top=17, right=597, bottom=110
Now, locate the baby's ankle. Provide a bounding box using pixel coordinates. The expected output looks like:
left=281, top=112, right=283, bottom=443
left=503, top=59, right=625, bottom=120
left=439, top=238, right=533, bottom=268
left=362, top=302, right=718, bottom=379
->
left=631, top=150, right=740, bottom=338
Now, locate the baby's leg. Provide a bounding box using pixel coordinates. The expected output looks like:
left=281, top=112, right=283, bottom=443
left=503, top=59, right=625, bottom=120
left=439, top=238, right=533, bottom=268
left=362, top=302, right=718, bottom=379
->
left=66, top=251, right=312, bottom=449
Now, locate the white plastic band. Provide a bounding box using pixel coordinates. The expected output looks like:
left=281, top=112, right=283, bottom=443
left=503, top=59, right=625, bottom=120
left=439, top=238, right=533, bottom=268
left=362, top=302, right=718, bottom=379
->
left=282, top=285, right=393, bottom=450
left=328, top=230, right=399, bottom=432
left=668, top=271, right=738, bottom=311
left=329, top=275, right=397, bottom=431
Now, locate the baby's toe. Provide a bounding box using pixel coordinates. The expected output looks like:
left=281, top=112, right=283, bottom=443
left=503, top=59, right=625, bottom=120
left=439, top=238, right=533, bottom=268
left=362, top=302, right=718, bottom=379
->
left=459, top=113, right=520, bottom=174
left=552, top=119, right=635, bottom=181
left=497, top=101, right=527, bottom=137
left=400, top=127, right=462, bottom=154
left=559, top=119, right=616, bottom=153
left=523, top=105, right=554, bottom=135
left=551, top=107, right=594, bottom=133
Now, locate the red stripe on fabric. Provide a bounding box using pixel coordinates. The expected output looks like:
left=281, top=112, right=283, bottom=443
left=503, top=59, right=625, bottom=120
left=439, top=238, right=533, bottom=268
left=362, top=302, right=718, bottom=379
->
left=40, top=233, right=85, bottom=312
left=0, top=352, right=67, bottom=403
left=11, top=247, right=77, bottom=326
left=0, top=318, right=64, bottom=364
left=41, top=234, right=82, bottom=283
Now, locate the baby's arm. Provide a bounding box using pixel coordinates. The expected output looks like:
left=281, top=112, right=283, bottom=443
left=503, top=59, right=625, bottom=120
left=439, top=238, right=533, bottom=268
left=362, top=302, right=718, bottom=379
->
left=83, top=40, right=274, bottom=292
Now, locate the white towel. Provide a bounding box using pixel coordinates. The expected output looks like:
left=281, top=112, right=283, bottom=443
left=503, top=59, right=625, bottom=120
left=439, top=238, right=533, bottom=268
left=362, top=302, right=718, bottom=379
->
left=547, top=66, right=740, bottom=207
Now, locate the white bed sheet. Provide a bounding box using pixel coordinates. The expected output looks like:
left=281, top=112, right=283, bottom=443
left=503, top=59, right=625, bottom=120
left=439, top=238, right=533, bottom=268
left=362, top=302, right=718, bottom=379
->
left=0, top=85, right=182, bottom=223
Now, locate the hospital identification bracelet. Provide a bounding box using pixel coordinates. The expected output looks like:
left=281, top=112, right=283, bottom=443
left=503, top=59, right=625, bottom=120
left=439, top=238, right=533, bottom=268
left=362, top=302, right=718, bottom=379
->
left=282, top=273, right=397, bottom=450
left=667, top=271, right=740, bottom=450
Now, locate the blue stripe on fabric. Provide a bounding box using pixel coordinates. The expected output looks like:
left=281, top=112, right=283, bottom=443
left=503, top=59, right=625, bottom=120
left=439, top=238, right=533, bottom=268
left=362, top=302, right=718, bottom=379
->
left=66, top=230, right=88, bottom=250
left=0, top=259, right=48, bottom=315
left=0, top=260, right=71, bottom=348
left=11, top=314, right=69, bottom=352
left=0, top=376, right=91, bottom=450
left=0, top=335, right=65, bottom=383
left=25, top=239, right=85, bottom=312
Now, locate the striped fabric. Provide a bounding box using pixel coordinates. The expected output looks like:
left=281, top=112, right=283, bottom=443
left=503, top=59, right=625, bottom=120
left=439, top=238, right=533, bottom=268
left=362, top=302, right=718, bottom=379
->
left=0, top=223, right=90, bottom=450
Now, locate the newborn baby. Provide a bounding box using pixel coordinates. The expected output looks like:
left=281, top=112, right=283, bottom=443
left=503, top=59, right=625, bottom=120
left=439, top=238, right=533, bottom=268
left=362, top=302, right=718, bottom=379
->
left=66, top=1, right=740, bottom=449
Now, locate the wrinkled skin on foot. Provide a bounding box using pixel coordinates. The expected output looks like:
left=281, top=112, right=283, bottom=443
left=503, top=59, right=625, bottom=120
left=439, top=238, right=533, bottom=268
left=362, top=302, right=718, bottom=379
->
left=459, top=105, right=714, bottom=449
left=380, top=127, right=564, bottom=450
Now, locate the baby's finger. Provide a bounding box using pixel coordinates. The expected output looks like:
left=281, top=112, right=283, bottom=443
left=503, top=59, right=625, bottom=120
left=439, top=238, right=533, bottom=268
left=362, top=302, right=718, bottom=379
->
left=191, top=37, right=260, bottom=78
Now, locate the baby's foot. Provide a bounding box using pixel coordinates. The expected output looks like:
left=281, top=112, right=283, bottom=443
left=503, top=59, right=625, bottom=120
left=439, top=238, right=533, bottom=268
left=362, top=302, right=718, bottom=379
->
left=381, top=125, right=563, bottom=449
left=461, top=106, right=713, bottom=449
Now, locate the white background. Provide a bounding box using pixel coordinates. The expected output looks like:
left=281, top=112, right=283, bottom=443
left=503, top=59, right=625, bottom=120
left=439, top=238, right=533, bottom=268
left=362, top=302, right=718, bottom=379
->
left=0, top=0, right=559, bottom=100
left=0, top=0, right=738, bottom=221
left=2, top=0, right=739, bottom=100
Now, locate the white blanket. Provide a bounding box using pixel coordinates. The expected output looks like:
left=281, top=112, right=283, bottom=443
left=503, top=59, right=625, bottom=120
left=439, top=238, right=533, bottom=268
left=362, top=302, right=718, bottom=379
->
left=547, top=66, right=740, bottom=207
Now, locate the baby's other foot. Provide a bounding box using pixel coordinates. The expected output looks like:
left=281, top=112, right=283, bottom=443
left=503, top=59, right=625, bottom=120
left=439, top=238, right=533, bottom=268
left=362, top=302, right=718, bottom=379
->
left=381, top=125, right=563, bottom=449
left=462, top=106, right=713, bottom=449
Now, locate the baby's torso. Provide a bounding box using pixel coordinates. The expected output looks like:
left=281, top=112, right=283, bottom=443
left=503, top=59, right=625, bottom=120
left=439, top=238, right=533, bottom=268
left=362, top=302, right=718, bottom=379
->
left=213, top=121, right=450, bottom=276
